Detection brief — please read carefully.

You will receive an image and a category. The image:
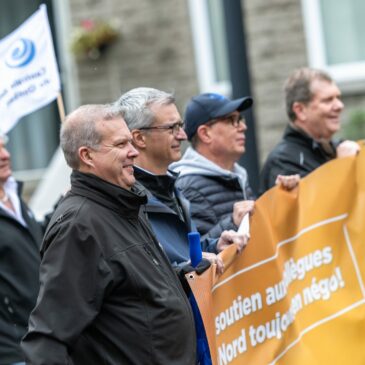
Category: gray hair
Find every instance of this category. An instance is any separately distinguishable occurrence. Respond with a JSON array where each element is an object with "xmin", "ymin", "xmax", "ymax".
[
  {"xmin": 60, "ymin": 104, "xmax": 121, "ymax": 169},
  {"xmin": 285, "ymin": 67, "xmax": 333, "ymax": 121},
  {"xmin": 115, "ymin": 87, "xmax": 175, "ymax": 130}
]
